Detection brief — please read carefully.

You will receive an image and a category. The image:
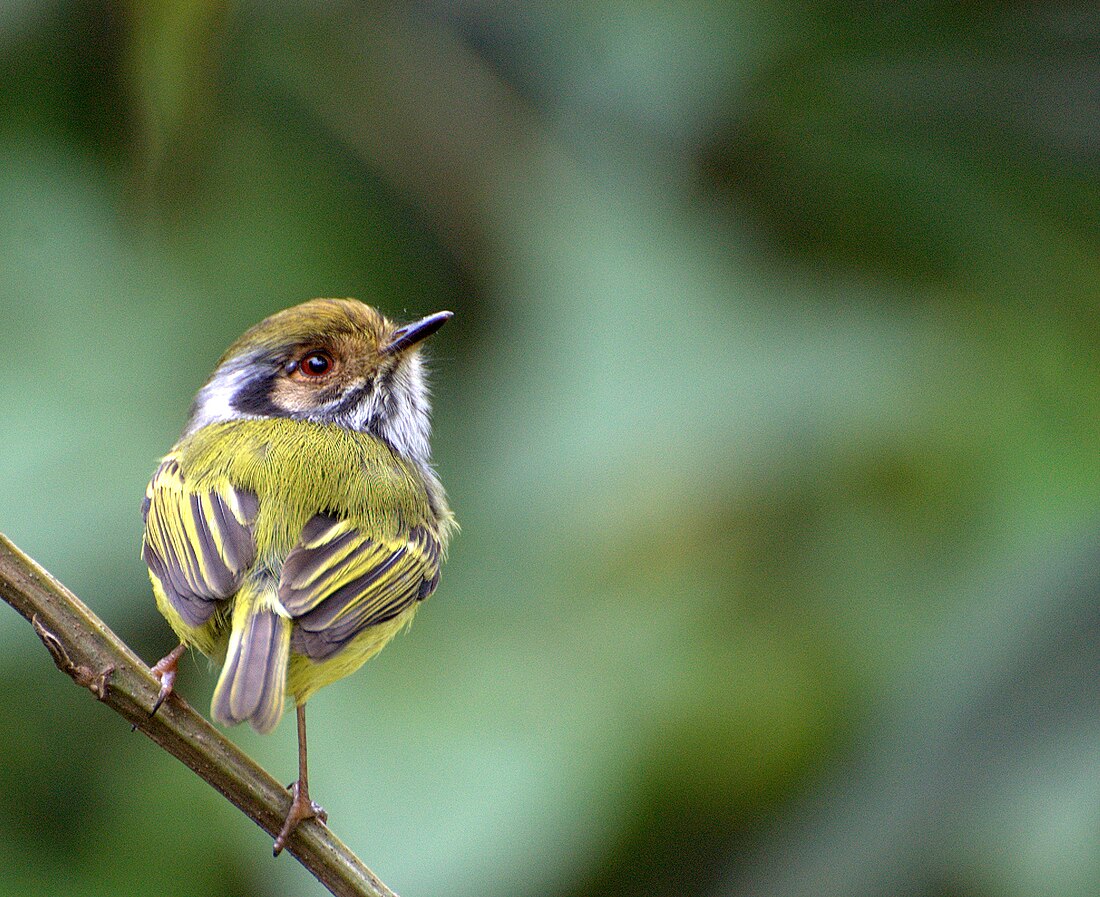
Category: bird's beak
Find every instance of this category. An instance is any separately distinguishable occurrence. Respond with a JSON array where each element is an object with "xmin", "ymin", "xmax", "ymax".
[{"xmin": 382, "ymin": 311, "xmax": 454, "ymax": 355}]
